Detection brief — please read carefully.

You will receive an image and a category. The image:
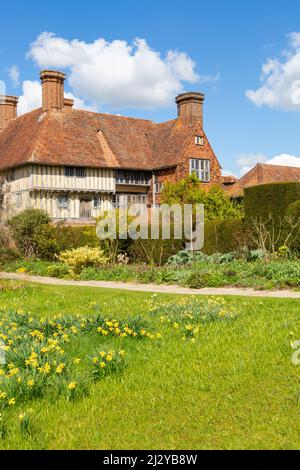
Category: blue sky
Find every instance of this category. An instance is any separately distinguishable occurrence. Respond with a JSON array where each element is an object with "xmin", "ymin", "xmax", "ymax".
[{"xmin": 1, "ymin": 0, "xmax": 300, "ymax": 175}]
